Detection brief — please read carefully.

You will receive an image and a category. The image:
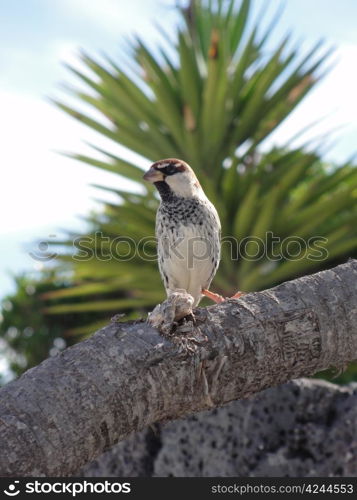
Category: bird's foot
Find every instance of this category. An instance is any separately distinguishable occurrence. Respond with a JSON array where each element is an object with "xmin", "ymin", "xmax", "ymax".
[
  {"xmin": 202, "ymin": 288, "xmax": 245, "ymax": 303},
  {"xmin": 230, "ymin": 291, "xmax": 245, "ymax": 299},
  {"xmin": 201, "ymin": 289, "xmax": 225, "ymax": 303},
  {"xmin": 147, "ymin": 290, "xmax": 194, "ymax": 335}
]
